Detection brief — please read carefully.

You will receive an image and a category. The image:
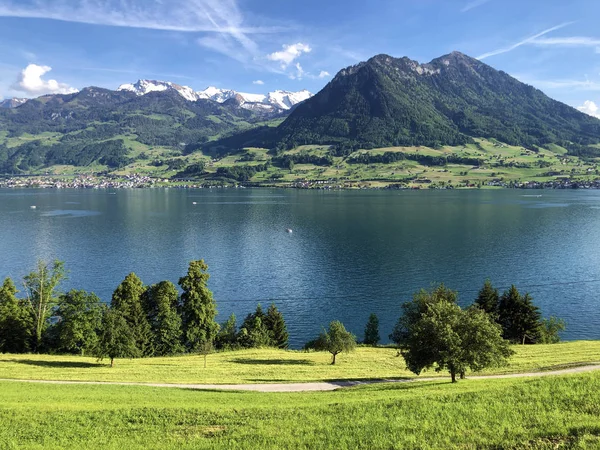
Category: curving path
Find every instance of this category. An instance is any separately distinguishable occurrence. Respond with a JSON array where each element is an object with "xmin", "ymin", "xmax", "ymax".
[{"xmin": 0, "ymin": 365, "xmax": 599, "ymax": 393}]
